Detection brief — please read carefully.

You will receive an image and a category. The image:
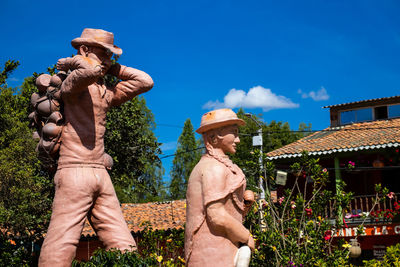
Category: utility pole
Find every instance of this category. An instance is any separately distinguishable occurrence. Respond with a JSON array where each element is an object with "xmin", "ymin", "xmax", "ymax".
[
  {"xmin": 245, "ymin": 113, "xmax": 267, "ymax": 230},
  {"xmin": 245, "ymin": 113, "xmax": 265, "ymax": 199}
]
